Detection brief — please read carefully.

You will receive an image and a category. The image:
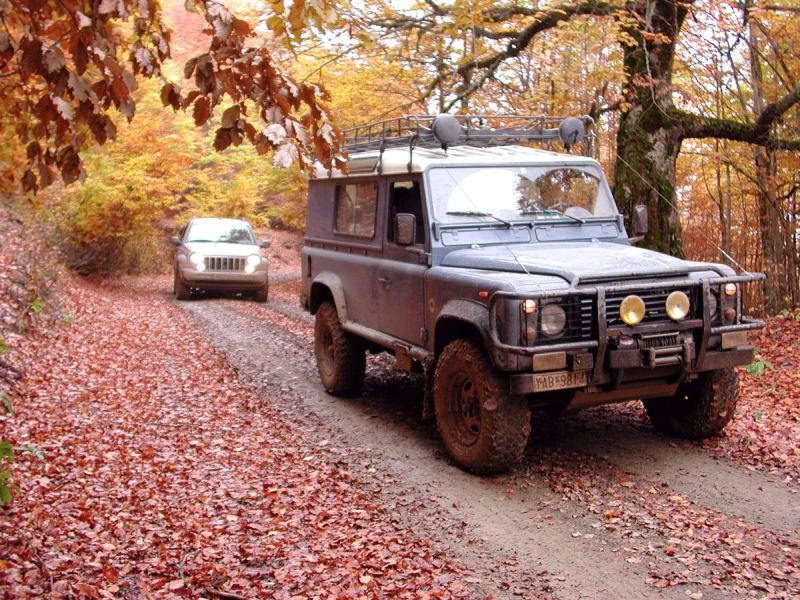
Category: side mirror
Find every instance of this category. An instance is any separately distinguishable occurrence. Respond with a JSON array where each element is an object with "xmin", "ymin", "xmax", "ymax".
[
  {"xmin": 394, "ymin": 213, "xmax": 416, "ymax": 246},
  {"xmin": 259, "ymin": 239, "xmax": 271, "ymax": 249},
  {"xmin": 170, "ymin": 236, "xmax": 181, "ymax": 246},
  {"xmin": 632, "ymin": 204, "xmax": 649, "ymax": 235}
]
